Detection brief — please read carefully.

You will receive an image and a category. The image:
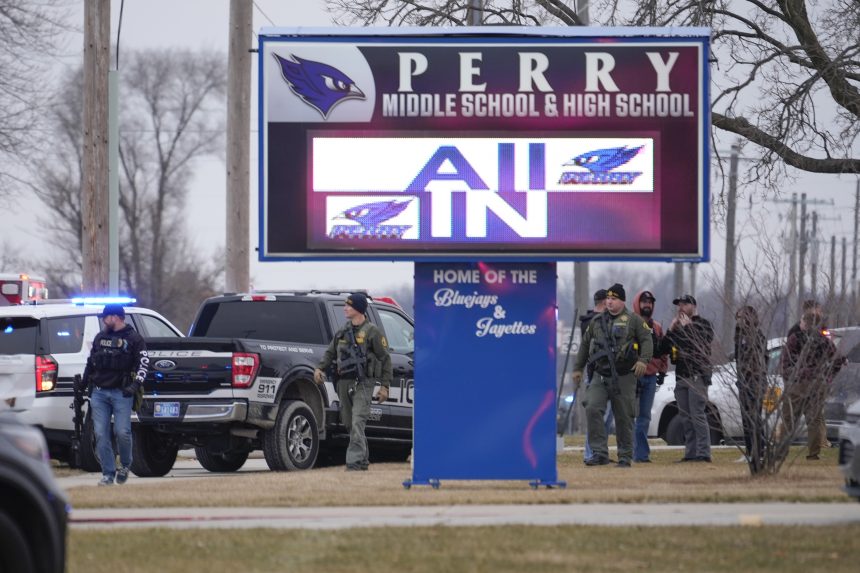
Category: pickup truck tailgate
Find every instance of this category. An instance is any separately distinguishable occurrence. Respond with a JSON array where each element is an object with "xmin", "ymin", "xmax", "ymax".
[{"xmin": 144, "ymin": 338, "xmax": 237, "ymax": 396}]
